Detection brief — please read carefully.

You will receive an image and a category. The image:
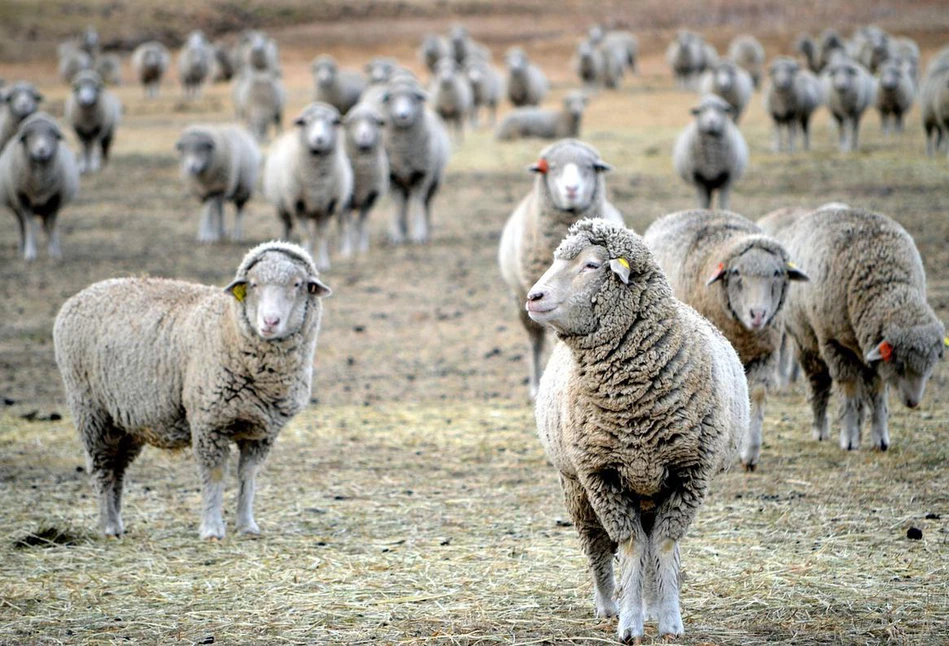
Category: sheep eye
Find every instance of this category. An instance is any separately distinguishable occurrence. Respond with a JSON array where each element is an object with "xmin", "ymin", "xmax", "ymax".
[
  {"xmin": 249, "ymin": 281, "xmax": 258, "ymax": 289},
  {"xmin": 294, "ymin": 281, "xmax": 302, "ymax": 288},
  {"xmin": 583, "ymin": 261, "xmax": 600, "ymax": 271}
]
